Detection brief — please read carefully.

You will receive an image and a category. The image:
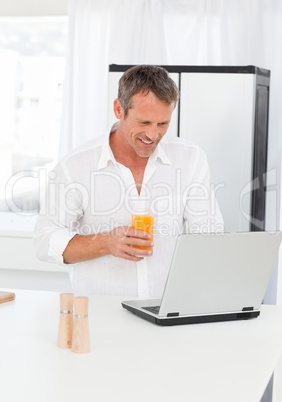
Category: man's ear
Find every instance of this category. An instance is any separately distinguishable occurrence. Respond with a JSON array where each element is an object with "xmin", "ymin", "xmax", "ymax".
[{"xmin": 113, "ymin": 98, "xmax": 124, "ymax": 119}]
